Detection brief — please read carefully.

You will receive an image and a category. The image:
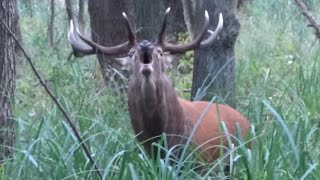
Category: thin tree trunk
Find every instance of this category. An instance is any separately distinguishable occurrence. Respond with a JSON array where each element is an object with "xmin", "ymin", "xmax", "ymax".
[
  {"xmin": 0, "ymin": 0, "xmax": 18, "ymax": 160},
  {"xmin": 78, "ymin": 0, "xmax": 85, "ymax": 32},
  {"xmin": 181, "ymin": 0, "xmax": 198, "ymax": 40},
  {"xmin": 65, "ymin": 0, "xmax": 73, "ymax": 23},
  {"xmin": 184, "ymin": 0, "xmax": 239, "ymax": 107},
  {"xmin": 49, "ymin": 0, "xmax": 55, "ymax": 47}
]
